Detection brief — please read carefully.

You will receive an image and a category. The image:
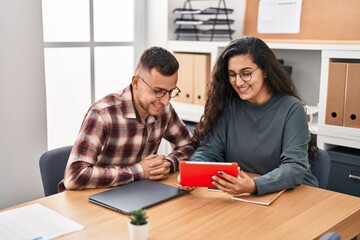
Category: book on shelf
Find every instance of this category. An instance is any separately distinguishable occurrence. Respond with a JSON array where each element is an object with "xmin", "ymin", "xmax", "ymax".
[{"xmin": 232, "ymin": 190, "xmax": 286, "ymax": 206}]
